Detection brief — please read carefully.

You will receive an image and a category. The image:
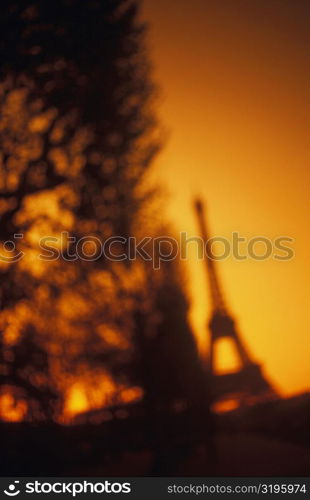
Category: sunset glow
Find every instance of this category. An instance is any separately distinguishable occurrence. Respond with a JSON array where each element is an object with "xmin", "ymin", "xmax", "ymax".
[{"xmin": 142, "ymin": 0, "xmax": 310, "ymax": 396}]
